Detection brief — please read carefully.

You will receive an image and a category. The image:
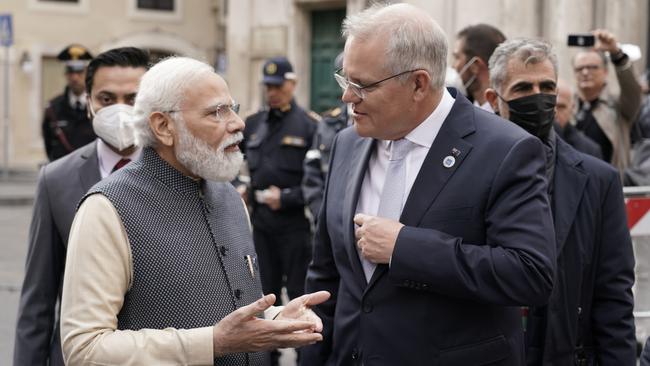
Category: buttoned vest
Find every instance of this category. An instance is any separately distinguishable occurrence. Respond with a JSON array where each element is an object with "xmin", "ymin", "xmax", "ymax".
[{"xmin": 82, "ymin": 148, "xmax": 268, "ymax": 366}]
